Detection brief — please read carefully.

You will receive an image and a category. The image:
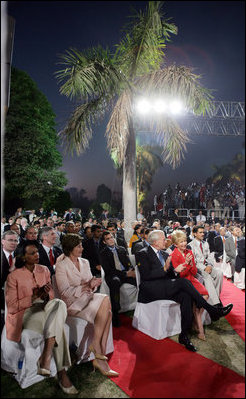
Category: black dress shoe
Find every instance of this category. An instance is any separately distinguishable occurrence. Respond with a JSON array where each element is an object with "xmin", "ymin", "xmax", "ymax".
[
  {"xmin": 178, "ymin": 334, "xmax": 197, "ymax": 352},
  {"xmin": 210, "ymin": 303, "xmax": 233, "ymax": 321}
]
